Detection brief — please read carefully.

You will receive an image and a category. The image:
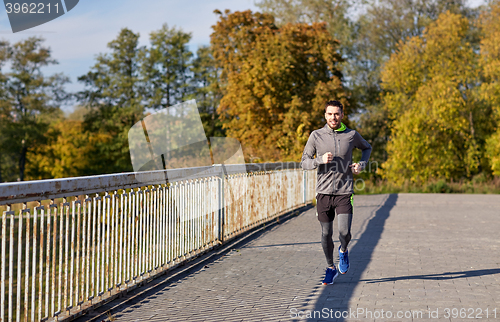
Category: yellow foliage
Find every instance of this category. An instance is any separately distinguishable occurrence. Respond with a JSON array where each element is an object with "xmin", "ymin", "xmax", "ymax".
[
  {"xmin": 380, "ymin": 12, "xmax": 483, "ymax": 184},
  {"xmin": 480, "ymin": 1, "xmax": 500, "ymax": 174},
  {"xmin": 486, "ymin": 130, "xmax": 500, "ymax": 176},
  {"xmin": 26, "ymin": 120, "xmax": 111, "ymax": 179}
]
